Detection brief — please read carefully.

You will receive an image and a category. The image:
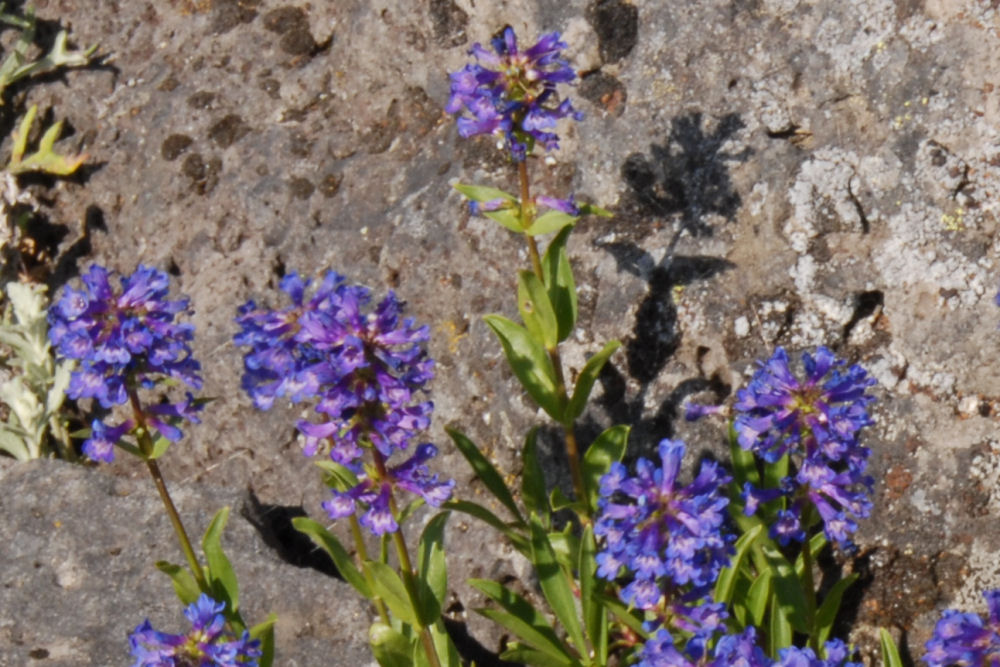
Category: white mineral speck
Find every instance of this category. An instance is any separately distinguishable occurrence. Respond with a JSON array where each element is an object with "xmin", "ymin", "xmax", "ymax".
[{"xmin": 734, "ymin": 316, "xmax": 750, "ymax": 337}]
